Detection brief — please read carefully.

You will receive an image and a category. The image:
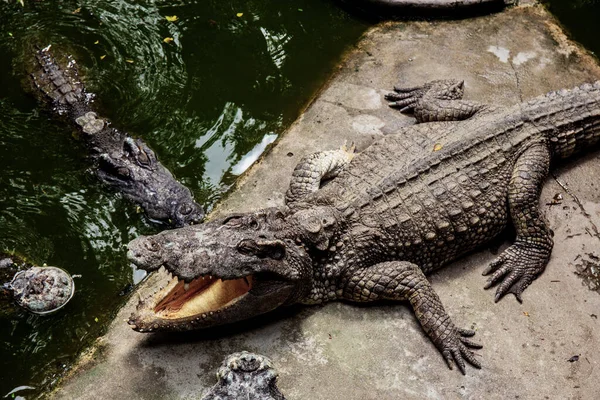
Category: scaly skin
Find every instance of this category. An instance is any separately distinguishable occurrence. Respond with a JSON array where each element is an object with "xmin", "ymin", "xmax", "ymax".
[
  {"xmin": 30, "ymin": 46, "xmax": 204, "ymax": 227},
  {"xmin": 201, "ymin": 352, "xmax": 286, "ymax": 400},
  {"xmin": 0, "ymin": 252, "xmax": 73, "ymax": 316},
  {"xmin": 127, "ymin": 79, "xmax": 600, "ymax": 373}
]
